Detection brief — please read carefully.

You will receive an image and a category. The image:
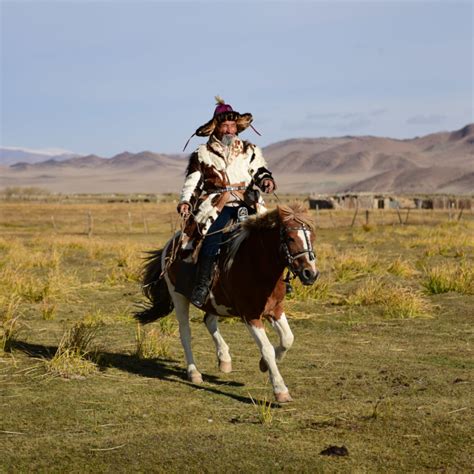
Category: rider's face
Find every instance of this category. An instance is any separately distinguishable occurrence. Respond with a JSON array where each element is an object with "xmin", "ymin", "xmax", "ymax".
[{"xmin": 215, "ymin": 120, "xmax": 237, "ymax": 140}]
